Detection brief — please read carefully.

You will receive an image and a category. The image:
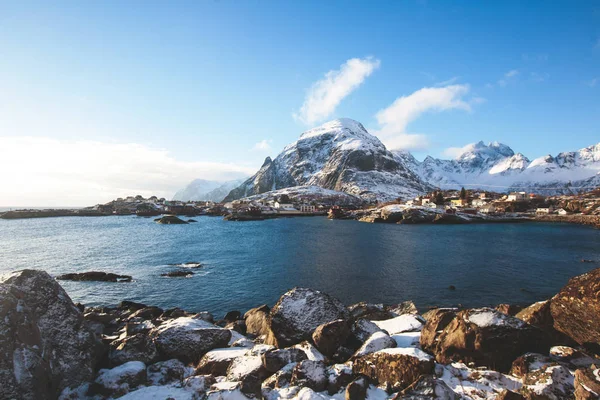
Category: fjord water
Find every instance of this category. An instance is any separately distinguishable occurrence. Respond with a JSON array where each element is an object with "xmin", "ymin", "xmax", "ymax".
[{"xmin": 1, "ymin": 215, "xmax": 599, "ymax": 317}]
